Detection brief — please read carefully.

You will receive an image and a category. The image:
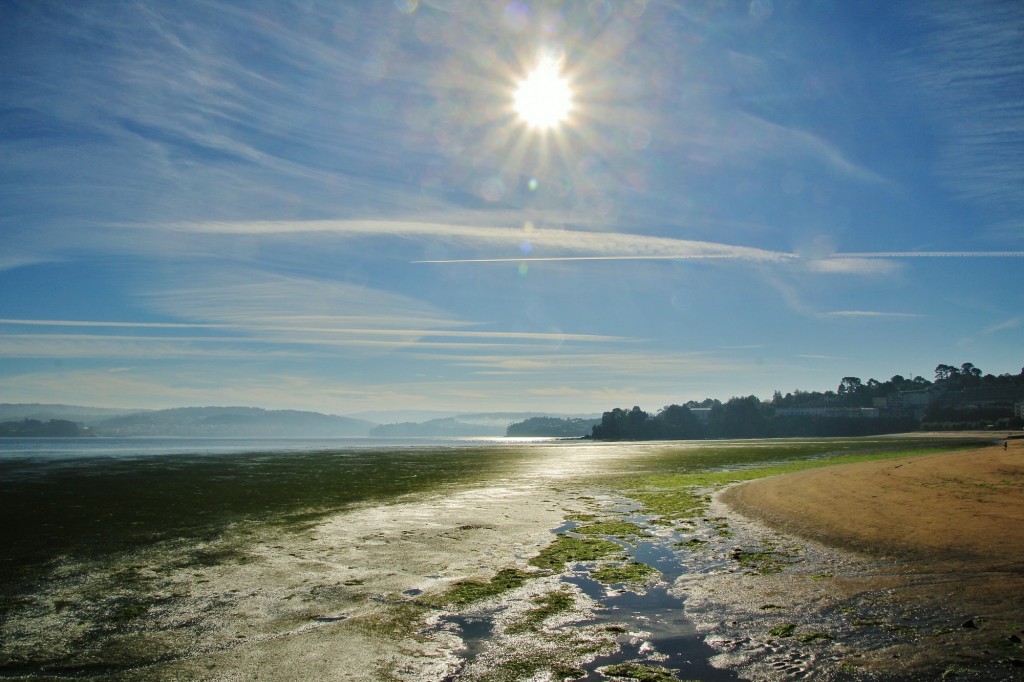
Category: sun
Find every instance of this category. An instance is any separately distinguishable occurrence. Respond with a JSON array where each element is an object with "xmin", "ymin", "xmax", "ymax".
[{"xmin": 513, "ymin": 57, "xmax": 573, "ymax": 131}]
